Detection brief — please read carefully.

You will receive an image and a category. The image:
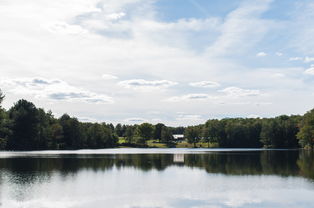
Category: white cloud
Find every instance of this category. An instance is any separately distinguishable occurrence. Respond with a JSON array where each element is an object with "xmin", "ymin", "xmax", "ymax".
[
  {"xmin": 289, "ymin": 56, "xmax": 314, "ymax": 63},
  {"xmin": 291, "ymin": 2, "xmax": 314, "ymax": 55},
  {"xmin": 0, "ymin": 78, "xmax": 113, "ymax": 104},
  {"xmin": 102, "ymin": 74, "xmax": 118, "ymax": 80},
  {"xmin": 166, "ymin": 94, "xmax": 216, "ymax": 102},
  {"xmin": 106, "ymin": 12, "xmax": 126, "ymax": 20},
  {"xmin": 206, "ymin": 0, "xmax": 274, "ymax": 56},
  {"xmin": 118, "ymin": 79, "xmax": 177, "ymax": 90},
  {"xmin": 220, "ymin": 87, "xmax": 261, "ymax": 97},
  {"xmin": 271, "ymin": 73, "xmax": 285, "ymax": 78},
  {"xmin": 304, "ymin": 65, "xmax": 314, "ymax": 75},
  {"xmin": 123, "ymin": 117, "xmax": 146, "ymax": 124},
  {"xmin": 45, "ymin": 22, "xmax": 88, "ymax": 35},
  {"xmin": 289, "ymin": 57, "xmax": 303, "ymax": 61},
  {"xmin": 176, "ymin": 114, "xmax": 203, "ymax": 121},
  {"xmin": 304, "ymin": 57, "xmax": 314, "ymax": 63},
  {"xmin": 78, "ymin": 116, "xmax": 100, "ymax": 123},
  {"xmin": 189, "ymin": 81, "xmax": 220, "ymax": 88},
  {"xmin": 275, "ymin": 52, "xmax": 283, "ymax": 56},
  {"xmin": 256, "ymin": 52, "xmax": 267, "ymax": 57}
]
